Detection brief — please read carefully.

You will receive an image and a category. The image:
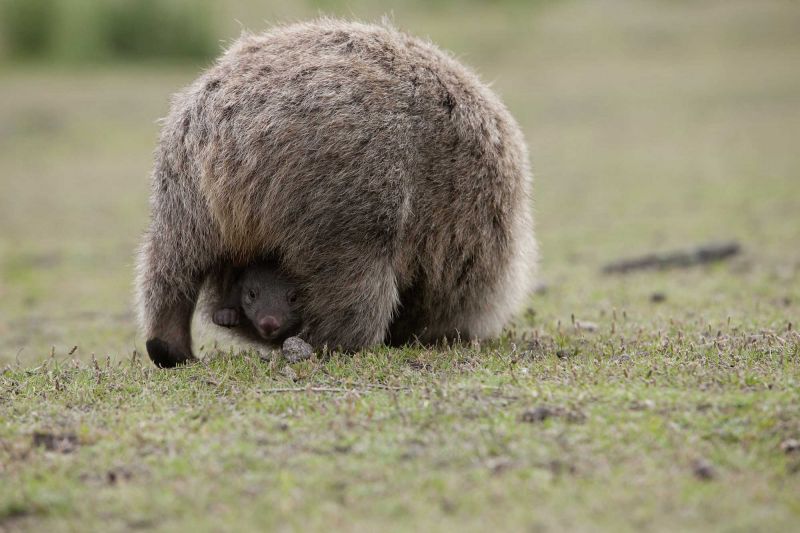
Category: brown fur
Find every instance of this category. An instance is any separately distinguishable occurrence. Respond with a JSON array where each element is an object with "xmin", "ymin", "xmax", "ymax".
[{"xmin": 135, "ymin": 19, "xmax": 536, "ymax": 367}]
